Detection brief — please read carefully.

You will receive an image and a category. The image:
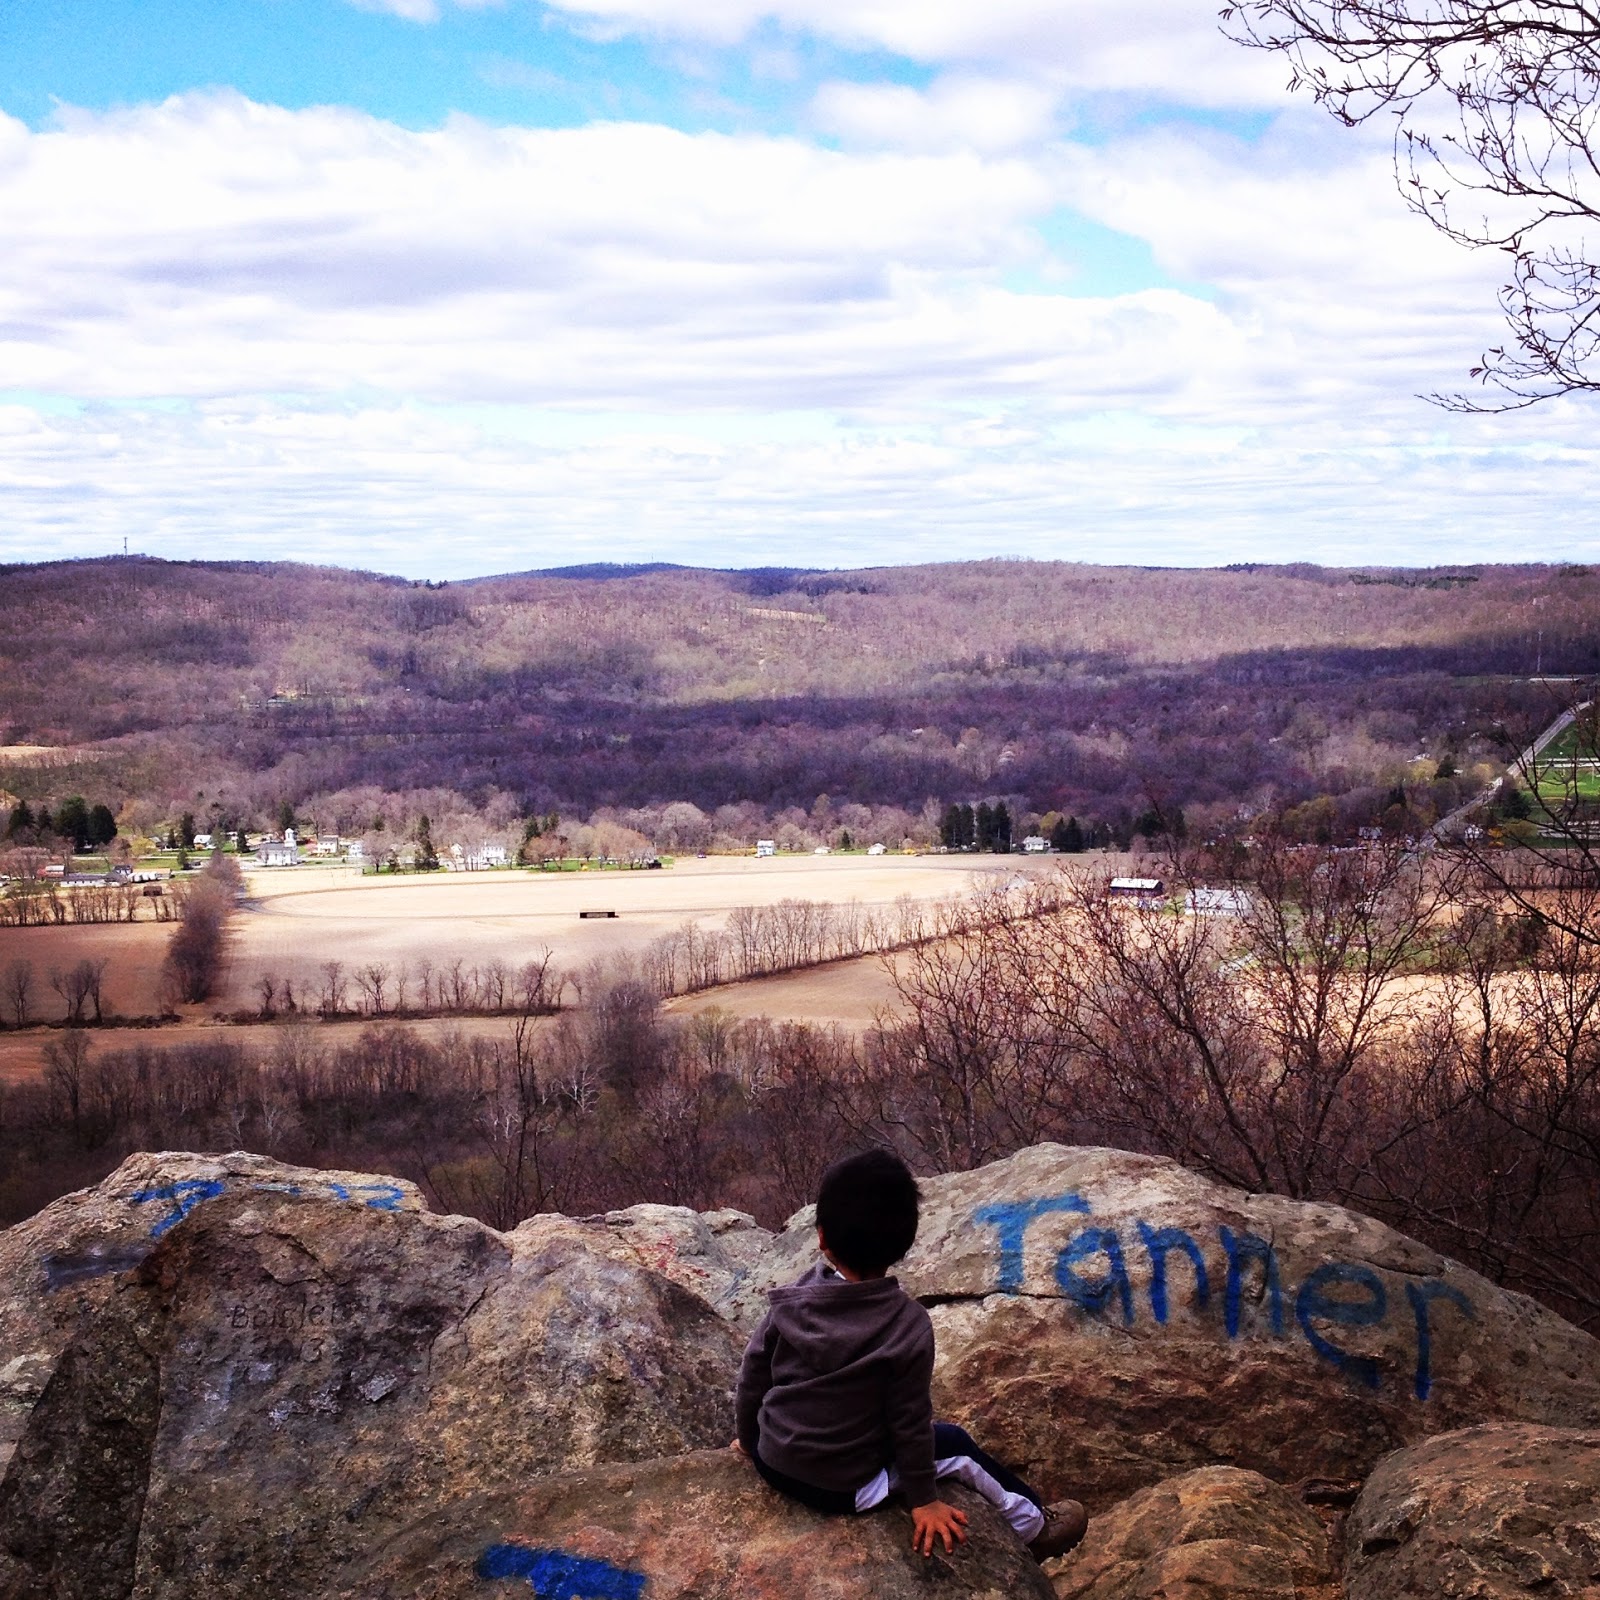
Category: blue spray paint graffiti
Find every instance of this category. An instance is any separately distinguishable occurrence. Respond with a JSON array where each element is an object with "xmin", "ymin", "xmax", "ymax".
[
  {"xmin": 128, "ymin": 1176, "xmax": 407, "ymax": 1236},
  {"xmin": 1405, "ymin": 1279, "xmax": 1476, "ymax": 1400},
  {"xmin": 476, "ymin": 1543, "xmax": 647, "ymax": 1599},
  {"xmin": 973, "ymin": 1194, "xmax": 1091, "ymax": 1294},
  {"xmin": 129, "ymin": 1179, "xmax": 226, "ymax": 1238},
  {"xmin": 972, "ymin": 1194, "xmax": 1474, "ymax": 1401}
]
